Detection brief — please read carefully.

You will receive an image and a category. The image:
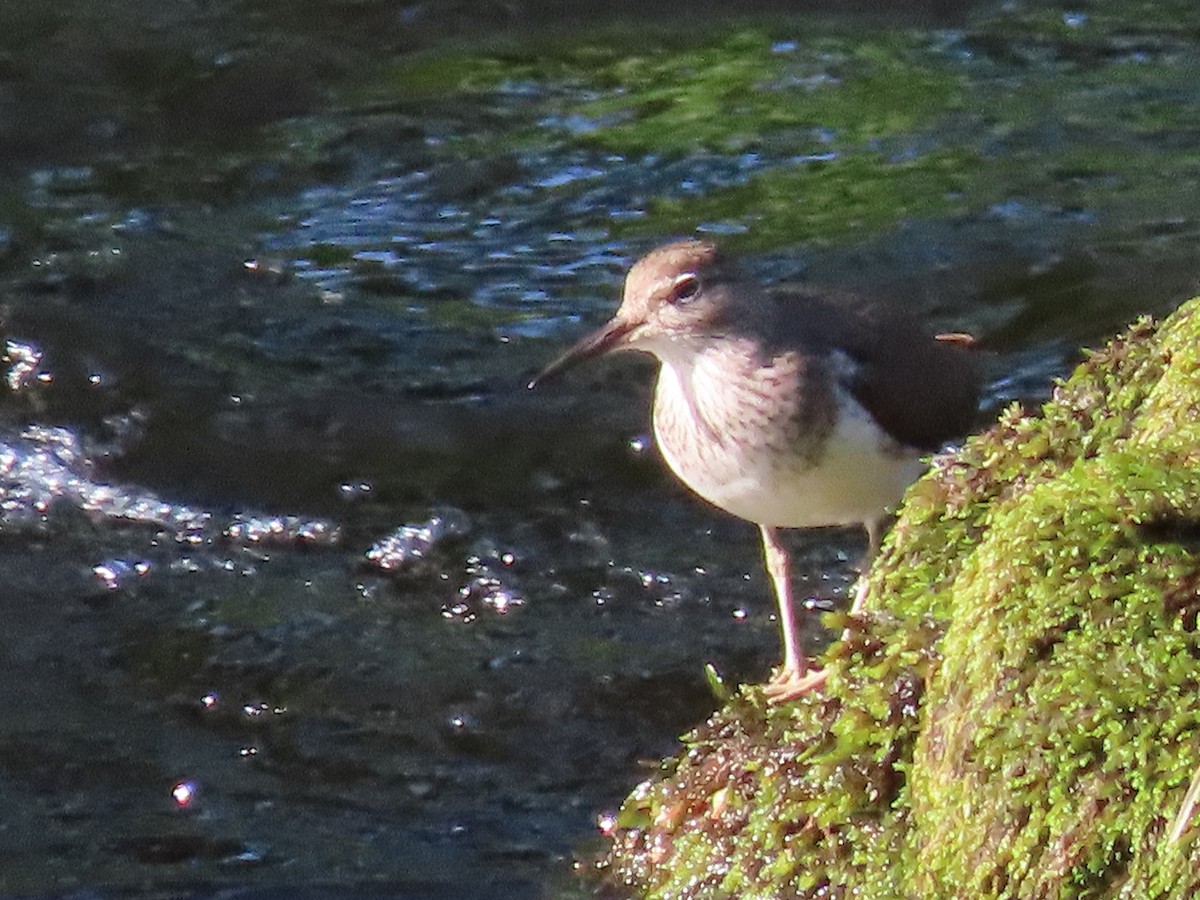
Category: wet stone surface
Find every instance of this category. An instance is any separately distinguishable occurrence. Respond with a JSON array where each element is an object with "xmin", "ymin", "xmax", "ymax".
[{"xmin": 1, "ymin": 0, "xmax": 1200, "ymax": 896}]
